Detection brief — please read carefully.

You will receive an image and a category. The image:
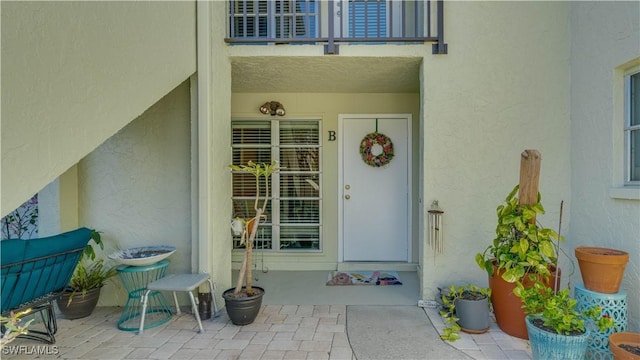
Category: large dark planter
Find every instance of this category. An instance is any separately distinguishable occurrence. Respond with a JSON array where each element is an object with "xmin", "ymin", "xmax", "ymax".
[
  {"xmin": 222, "ymin": 286, "xmax": 264, "ymax": 326},
  {"xmin": 526, "ymin": 315, "xmax": 589, "ymax": 360},
  {"xmin": 575, "ymin": 246, "xmax": 629, "ymax": 294},
  {"xmin": 456, "ymin": 296, "xmax": 490, "ymax": 334},
  {"xmin": 490, "ymin": 263, "xmax": 561, "ymax": 339},
  {"xmin": 56, "ymin": 287, "xmax": 101, "ymax": 320}
]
